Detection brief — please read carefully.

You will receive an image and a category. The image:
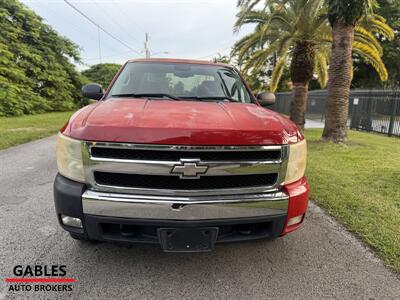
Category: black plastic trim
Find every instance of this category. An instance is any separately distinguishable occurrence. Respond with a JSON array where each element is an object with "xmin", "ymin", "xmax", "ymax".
[
  {"xmin": 53, "ymin": 173, "xmax": 86, "ymax": 235},
  {"xmin": 84, "ymin": 214, "xmax": 286, "ymax": 245}
]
